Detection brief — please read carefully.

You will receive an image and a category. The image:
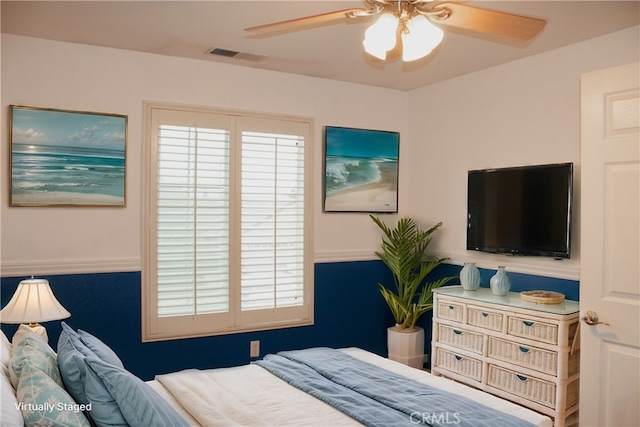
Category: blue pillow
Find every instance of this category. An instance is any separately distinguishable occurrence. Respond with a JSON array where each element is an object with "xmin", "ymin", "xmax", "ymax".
[
  {"xmin": 78, "ymin": 329, "xmax": 123, "ymax": 368},
  {"xmin": 57, "ymin": 322, "xmax": 96, "ymax": 404},
  {"xmin": 83, "ymin": 358, "xmax": 127, "ymax": 427},
  {"xmin": 83, "ymin": 357, "xmax": 188, "ymax": 427}
]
